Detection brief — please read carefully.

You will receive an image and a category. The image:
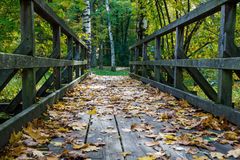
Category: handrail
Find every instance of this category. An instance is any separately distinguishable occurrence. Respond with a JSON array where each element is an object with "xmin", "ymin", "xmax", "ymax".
[
  {"xmin": 129, "ymin": 0, "xmax": 239, "ymax": 49},
  {"xmin": 33, "ymin": 0, "xmax": 86, "ymax": 47},
  {"xmin": 129, "ymin": 0, "xmax": 240, "ymax": 127},
  {"xmin": 0, "ymin": 0, "xmax": 89, "ymax": 148}
]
